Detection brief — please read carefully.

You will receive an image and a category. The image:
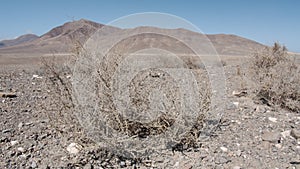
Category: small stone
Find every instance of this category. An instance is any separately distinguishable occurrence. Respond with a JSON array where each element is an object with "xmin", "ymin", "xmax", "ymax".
[
  {"xmin": 0, "ymin": 92, "xmax": 17, "ymax": 98},
  {"xmin": 60, "ymin": 156, "xmax": 68, "ymax": 161},
  {"xmin": 262, "ymin": 131, "xmax": 281, "ymax": 143},
  {"xmin": 17, "ymin": 147, "xmax": 25, "ymax": 153},
  {"xmin": 220, "ymin": 146, "xmax": 228, "ymax": 152},
  {"xmin": 233, "ymin": 102, "xmax": 239, "ymax": 107},
  {"xmin": 11, "ymin": 140, "xmax": 18, "ymax": 146},
  {"xmin": 83, "ymin": 163, "xmax": 92, "ymax": 169},
  {"xmin": 67, "ymin": 143, "xmax": 82, "ymax": 154},
  {"xmin": 2, "ymin": 128, "xmax": 13, "ymax": 133},
  {"xmin": 227, "ymin": 103, "xmax": 237, "ymax": 110},
  {"xmin": 232, "ymin": 90, "xmax": 247, "ymax": 97},
  {"xmin": 268, "ymin": 117, "xmax": 277, "ymax": 123},
  {"xmin": 9, "ymin": 150, "xmax": 16, "ymax": 157},
  {"xmin": 235, "ymin": 120, "xmax": 241, "ymax": 125},
  {"xmin": 232, "ymin": 166, "xmax": 241, "ymax": 169},
  {"xmin": 32, "ymin": 74, "xmax": 42, "ymax": 79},
  {"xmin": 39, "ymin": 133, "xmax": 48, "ymax": 140},
  {"xmin": 125, "ymin": 160, "xmax": 131, "ymax": 166},
  {"xmin": 235, "ymin": 150, "xmax": 242, "ymax": 157},
  {"xmin": 291, "ymin": 129, "xmax": 300, "ymax": 139},
  {"xmin": 25, "ymin": 122, "xmax": 33, "ymax": 126},
  {"xmin": 281, "ymin": 130, "xmax": 291, "ymax": 139},
  {"xmin": 19, "ymin": 154, "xmax": 26, "ymax": 158},
  {"xmin": 31, "ymin": 161, "xmax": 37, "ymax": 168},
  {"xmin": 255, "ymin": 106, "xmax": 266, "ymax": 113},
  {"xmin": 275, "ymin": 144, "xmax": 282, "ymax": 149},
  {"xmin": 182, "ymin": 164, "xmax": 193, "ymax": 169},
  {"xmin": 215, "ymin": 156, "xmax": 229, "ymax": 164},
  {"xmin": 120, "ymin": 161, "xmax": 126, "ymax": 167},
  {"xmin": 18, "ymin": 122, "xmax": 23, "ymax": 128}
]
